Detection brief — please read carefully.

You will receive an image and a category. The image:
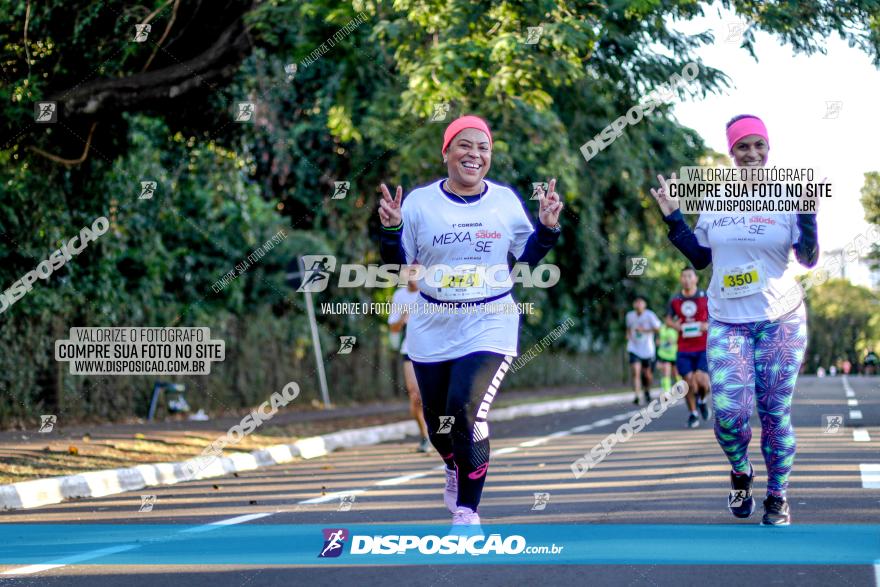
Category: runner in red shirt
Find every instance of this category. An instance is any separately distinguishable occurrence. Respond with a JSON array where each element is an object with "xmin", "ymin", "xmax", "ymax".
[{"xmin": 666, "ymin": 266, "xmax": 711, "ymax": 428}]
